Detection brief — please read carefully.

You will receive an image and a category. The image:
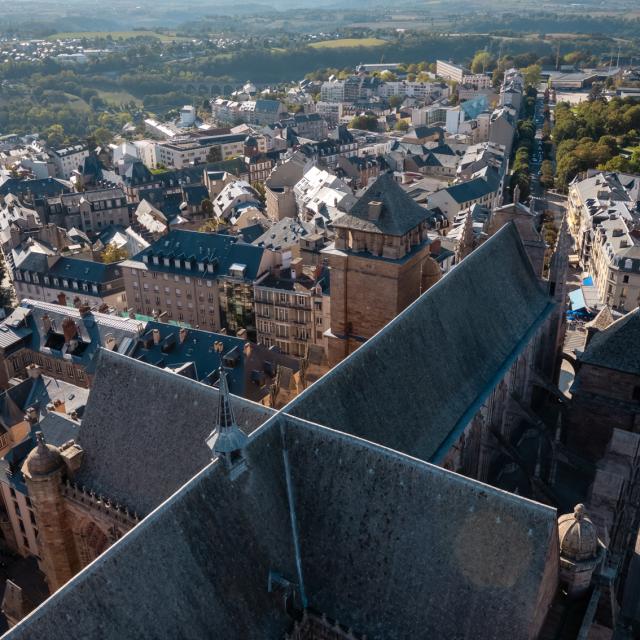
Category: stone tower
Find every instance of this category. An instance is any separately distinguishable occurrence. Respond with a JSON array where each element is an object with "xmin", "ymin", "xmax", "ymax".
[
  {"xmin": 324, "ymin": 173, "xmax": 439, "ymax": 366},
  {"xmin": 21, "ymin": 432, "xmax": 79, "ymax": 592},
  {"xmin": 557, "ymin": 503, "xmax": 603, "ymax": 598}
]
